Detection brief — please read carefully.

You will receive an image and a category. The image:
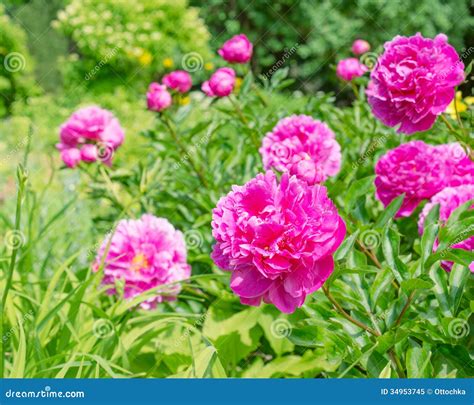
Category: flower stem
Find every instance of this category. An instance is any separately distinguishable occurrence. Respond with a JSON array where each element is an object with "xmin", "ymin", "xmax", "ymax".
[
  {"xmin": 323, "ymin": 285, "xmax": 379, "ymax": 337},
  {"xmin": 395, "ymin": 290, "xmax": 416, "ymax": 327},
  {"xmin": 323, "ymin": 285, "xmax": 406, "ymax": 378},
  {"xmin": 228, "ymin": 96, "xmax": 260, "ymax": 150},
  {"xmin": 162, "ymin": 115, "xmax": 209, "ymax": 189},
  {"xmin": 1, "ymin": 165, "xmax": 27, "ymax": 378}
]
